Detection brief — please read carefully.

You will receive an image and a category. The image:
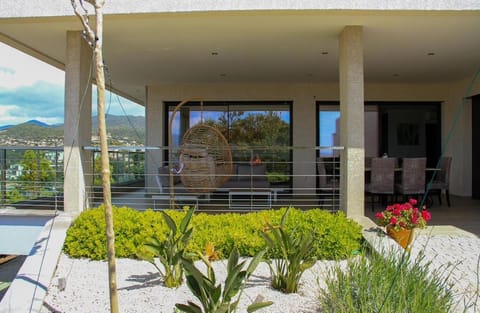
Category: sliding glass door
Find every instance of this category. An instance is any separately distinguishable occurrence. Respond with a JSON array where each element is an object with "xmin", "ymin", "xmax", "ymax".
[
  {"xmin": 166, "ymin": 101, "xmax": 292, "ymax": 184},
  {"xmin": 317, "ymin": 101, "xmax": 441, "ymax": 166}
]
